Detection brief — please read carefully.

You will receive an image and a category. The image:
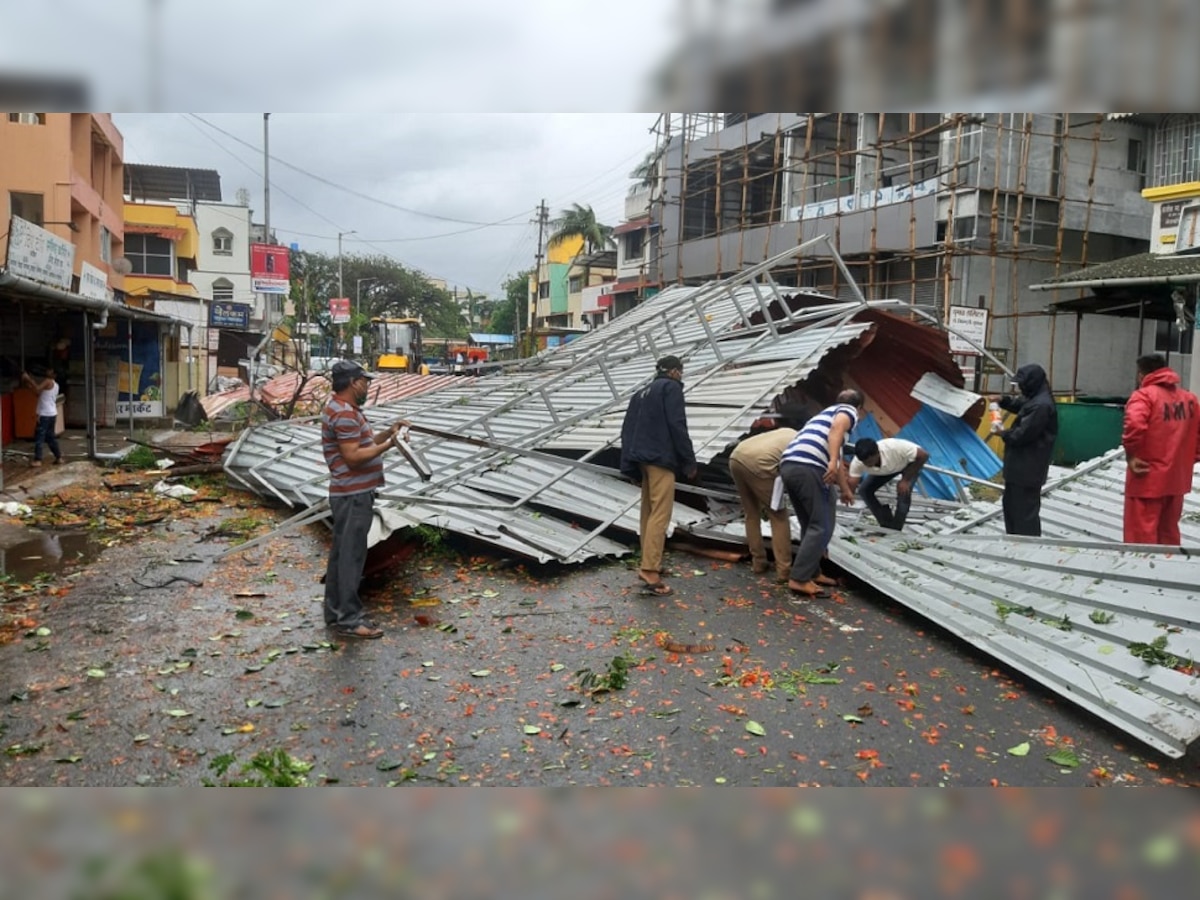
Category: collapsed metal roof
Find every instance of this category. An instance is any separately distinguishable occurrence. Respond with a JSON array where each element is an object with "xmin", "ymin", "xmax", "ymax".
[
  {"xmin": 225, "ymin": 238, "xmax": 889, "ymax": 563},
  {"xmin": 823, "ymin": 450, "xmax": 1200, "ymax": 758},
  {"xmin": 223, "ymin": 236, "xmax": 1200, "ymax": 756}
]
